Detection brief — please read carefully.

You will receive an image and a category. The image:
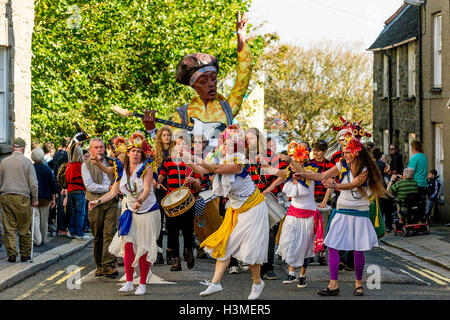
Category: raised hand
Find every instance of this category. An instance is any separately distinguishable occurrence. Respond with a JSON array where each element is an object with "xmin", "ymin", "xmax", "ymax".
[
  {"xmin": 142, "ymin": 109, "xmax": 156, "ymax": 131},
  {"xmin": 236, "ymin": 11, "xmax": 248, "ymax": 51}
]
